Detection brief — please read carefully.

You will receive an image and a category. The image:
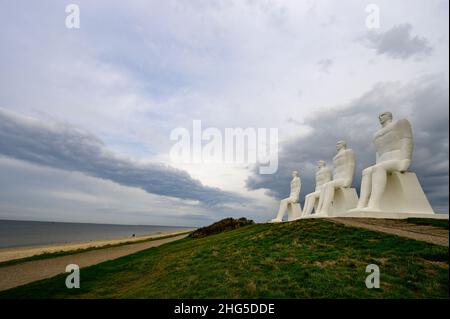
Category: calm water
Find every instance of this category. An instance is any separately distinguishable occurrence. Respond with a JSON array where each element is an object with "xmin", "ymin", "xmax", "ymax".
[{"xmin": 0, "ymin": 219, "xmax": 193, "ymax": 248}]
